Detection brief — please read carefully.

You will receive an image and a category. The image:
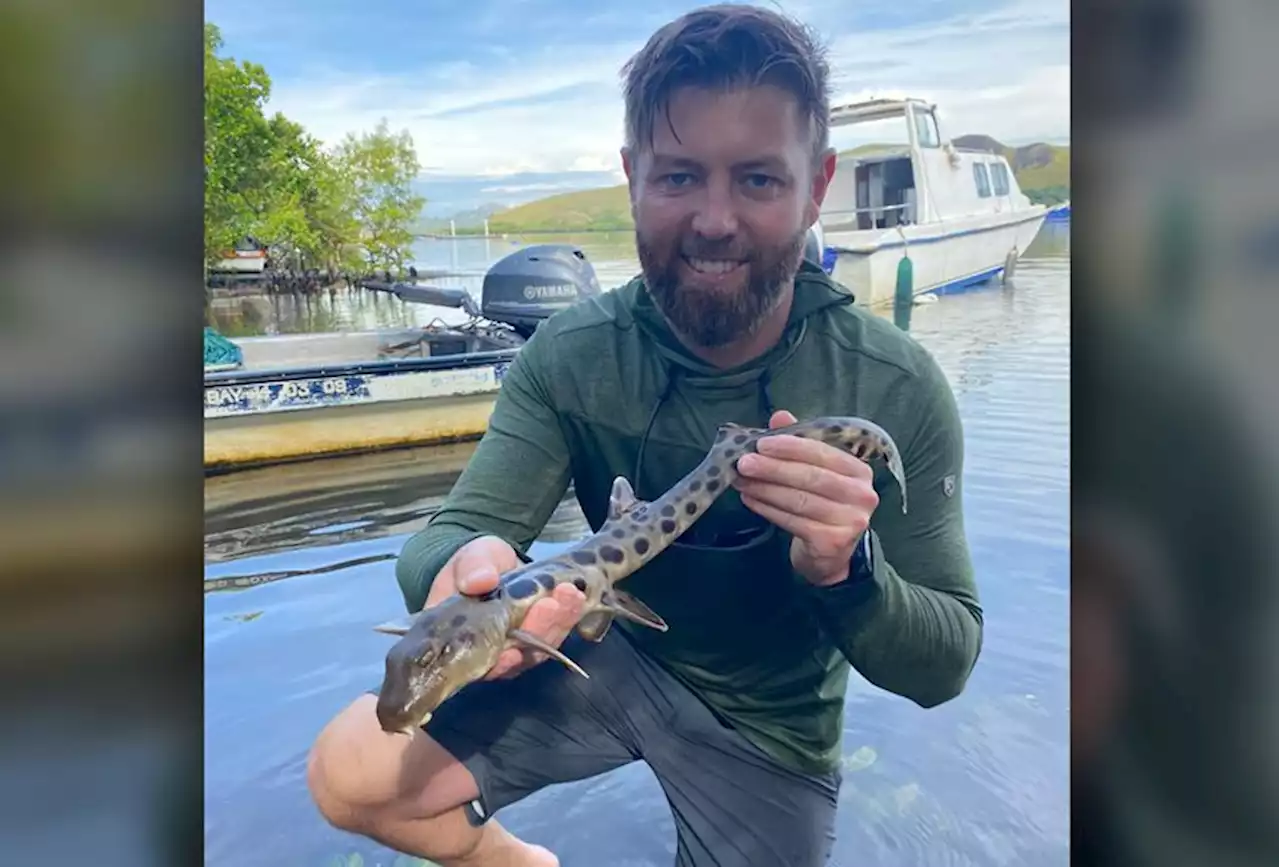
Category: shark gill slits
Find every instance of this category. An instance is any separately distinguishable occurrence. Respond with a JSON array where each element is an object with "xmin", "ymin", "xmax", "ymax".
[
  {"xmin": 599, "ymin": 545, "xmax": 625, "ymax": 565},
  {"xmin": 660, "ymin": 519, "xmax": 677, "ymax": 534},
  {"xmin": 684, "ymin": 501, "xmax": 698, "ymax": 516},
  {"xmin": 572, "ymin": 576, "xmax": 588, "ymax": 592},
  {"xmin": 661, "ymin": 504, "xmax": 676, "ymax": 517},
  {"xmin": 571, "ymin": 550, "xmax": 598, "ymax": 566},
  {"xmin": 634, "ymin": 537, "xmax": 650, "ymax": 556}
]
